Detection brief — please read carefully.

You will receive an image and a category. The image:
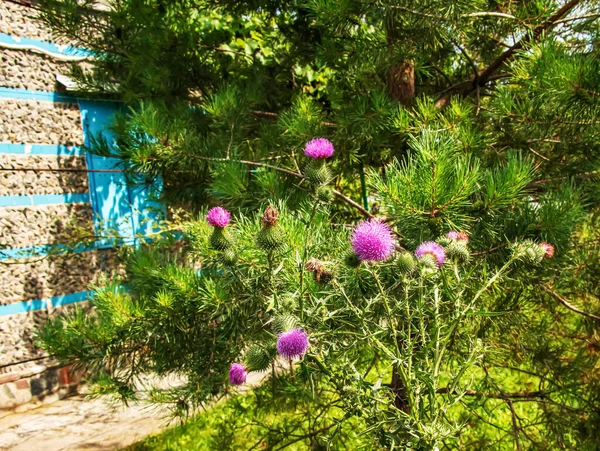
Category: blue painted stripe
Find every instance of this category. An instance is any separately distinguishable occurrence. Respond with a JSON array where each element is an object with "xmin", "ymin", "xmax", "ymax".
[
  {"xmin": 0, "ymin": 87, "xmax": 76, "ymax": 103},
  {"xmin": 0, "ymin": 243, "xmax": 96, "ymax": 261},
  {"xmin": 50, "ymin": 290, "xmax": 92, "ymax": 308},
  {"xmin": 0, "ymin": 33, "xmax": 91, "ymax": 58},
  {"xmin": 0, "ymin": 143, "xmax": 82, "ymax": 156},
  {"xmin": 0, "ymin": 291, "xmax": 91, "ymax": 316},
  {"xmin": 0, "ymin": 193, "xmax": 89, "ymax": 207},
  {"xmin": 0, "ymin": 299, "xmax": 48, "ymax": 316}
]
